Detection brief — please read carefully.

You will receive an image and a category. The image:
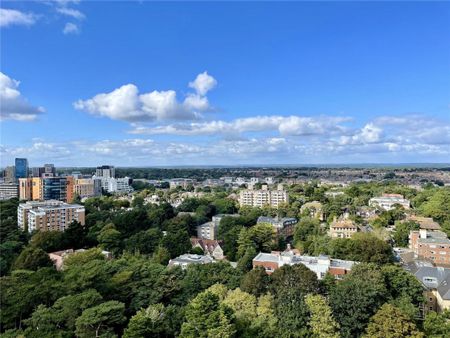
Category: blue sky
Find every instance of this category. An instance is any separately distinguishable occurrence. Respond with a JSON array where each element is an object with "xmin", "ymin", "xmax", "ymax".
[{"xmin": 1, "ymin": 1, "xmax": 449, "ymax": 166}]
